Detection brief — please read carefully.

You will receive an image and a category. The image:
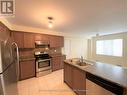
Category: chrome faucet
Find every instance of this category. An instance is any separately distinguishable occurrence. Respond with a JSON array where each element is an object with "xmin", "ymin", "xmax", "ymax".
[{"xmin": 80, "ymin": 56, "xmax": 83, "ymax": 63}]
